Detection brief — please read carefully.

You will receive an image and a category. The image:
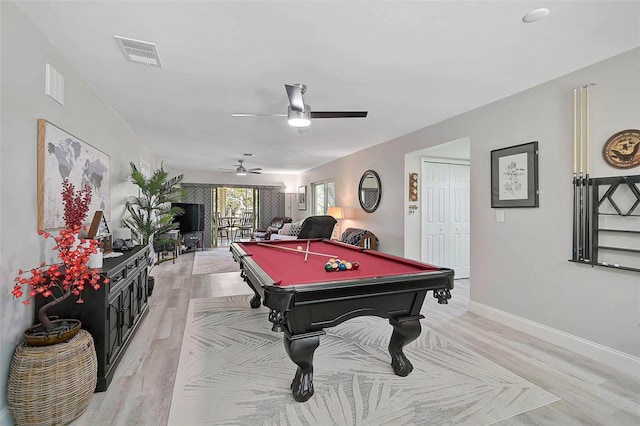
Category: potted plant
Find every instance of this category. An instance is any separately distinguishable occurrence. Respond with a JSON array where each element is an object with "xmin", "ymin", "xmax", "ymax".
[
  {"xmin": 12, "ymin": 180, "xmax": 106, "ymax": 345},
  {"xmin": 8, "ymin": 180, "xmax": 104, "ymax": 425},
  {"xmin": 123, "ymin": 162, "xmax": 184, "ymax": 295}
]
